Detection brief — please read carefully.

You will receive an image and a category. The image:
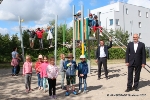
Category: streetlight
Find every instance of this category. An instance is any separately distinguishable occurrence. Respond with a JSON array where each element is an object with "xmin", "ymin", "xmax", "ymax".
[
  {"xmin": 0, "ymin": 0, "xmax": 3, "ymax": 4},
  {"xmin": 18, "ymin": 16, "xmax": 25, "ymax": 62}
]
